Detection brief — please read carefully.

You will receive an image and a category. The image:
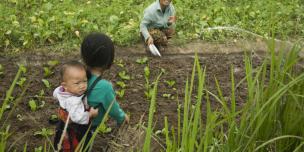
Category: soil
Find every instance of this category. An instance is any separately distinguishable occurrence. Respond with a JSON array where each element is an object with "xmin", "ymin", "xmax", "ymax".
[{"xmin": 0, "ymin": 40, "xmax": 268, "ymax": 151}]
